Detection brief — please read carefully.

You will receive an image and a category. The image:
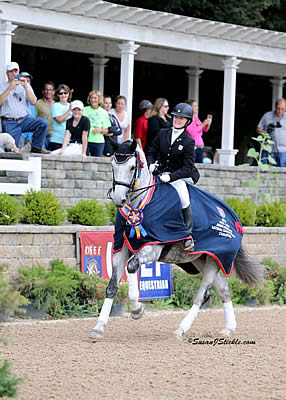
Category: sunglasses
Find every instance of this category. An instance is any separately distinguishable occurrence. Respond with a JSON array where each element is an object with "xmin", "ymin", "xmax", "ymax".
[{"xmin": 58, "ymin": 91, "xmax": 68, "ymax": 95}]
